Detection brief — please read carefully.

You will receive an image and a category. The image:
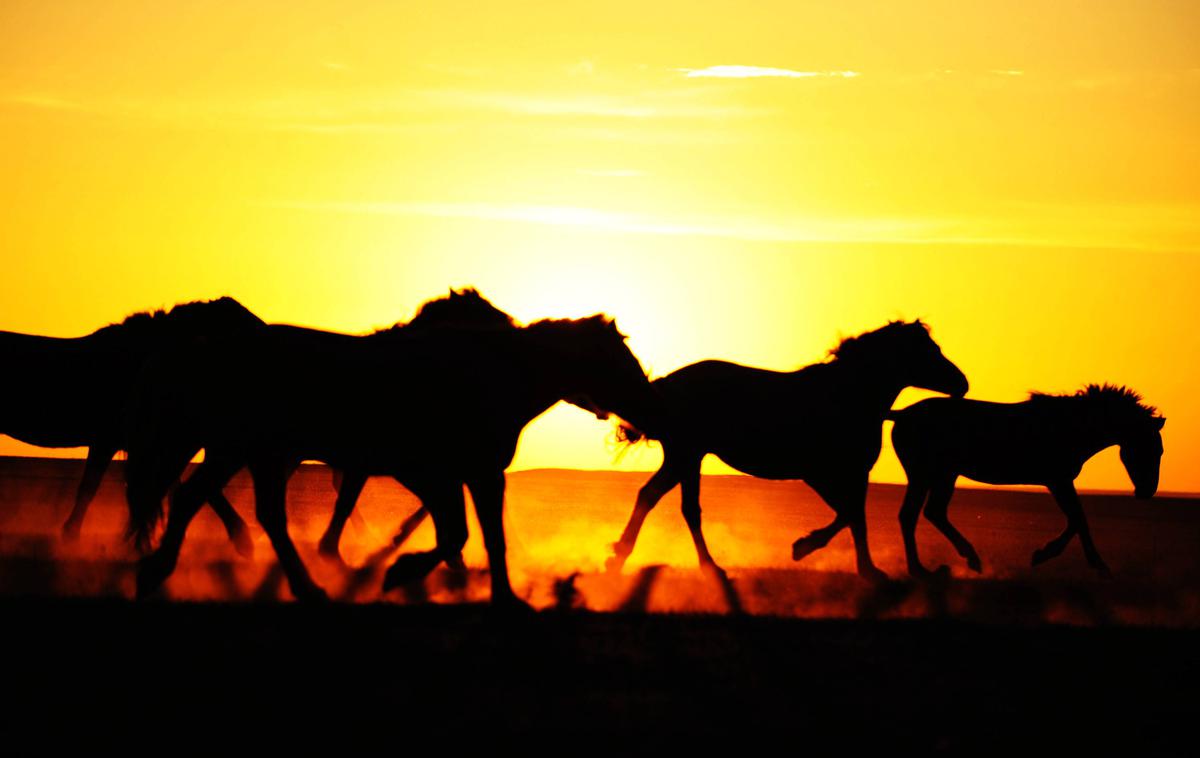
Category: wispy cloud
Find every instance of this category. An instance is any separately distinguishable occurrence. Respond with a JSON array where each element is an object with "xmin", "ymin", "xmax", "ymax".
[
  {"xmin": 420, "ymin": 89, "xmax": 766, "ymax": 119},
  {"xmin": 680, "ymin": 65, "xmax": 860, "ymax": 79},
  {"xmin": 267, "ymin": 199, "xmax": 940, "ymax": 244},
  {"xmin": 577, "ymin": 168, "xmax": 645, "ymax": 178},
  {"xmin": 4, "ymin": 94, "xmax": 87, "ymax": 111},
  {"xmin": 989, "ymin": 69, "xmax": 1024, "ymax": 77}
]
